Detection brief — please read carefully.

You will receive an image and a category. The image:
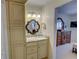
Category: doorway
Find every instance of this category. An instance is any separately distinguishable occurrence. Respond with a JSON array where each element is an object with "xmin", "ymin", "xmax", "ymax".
[{"xmin": 55, "ymin": 0, "xmax": 77, "ymax": 59}]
